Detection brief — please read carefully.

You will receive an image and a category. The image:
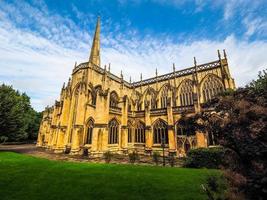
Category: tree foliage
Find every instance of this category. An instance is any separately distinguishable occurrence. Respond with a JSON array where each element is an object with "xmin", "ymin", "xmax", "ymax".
[
  {"xmin": 0, "ymin": 84, "xmax": 41, "ymax": 142},
  {"xmin": 177, "ymin": 113, "xmax": 201, "ymax": 136},
  {"xmin": 192, "ymin": 70, "xmax": 267, "ymax": 200}
]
